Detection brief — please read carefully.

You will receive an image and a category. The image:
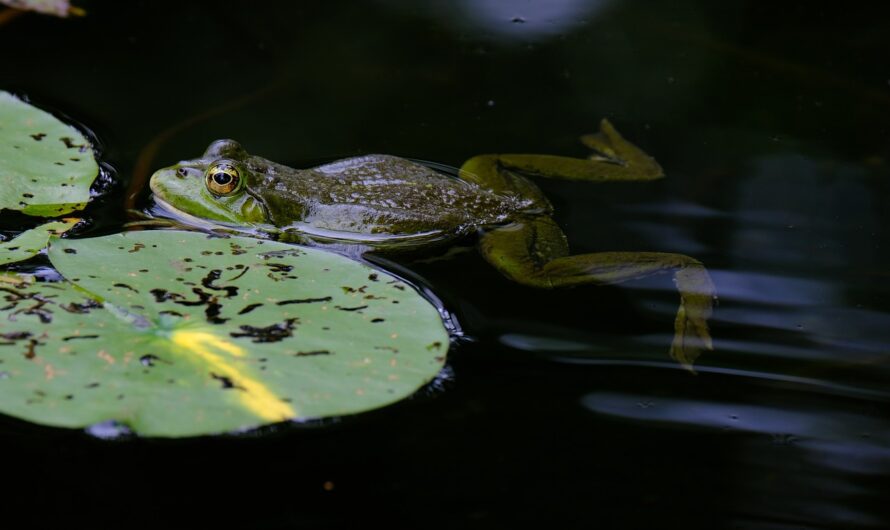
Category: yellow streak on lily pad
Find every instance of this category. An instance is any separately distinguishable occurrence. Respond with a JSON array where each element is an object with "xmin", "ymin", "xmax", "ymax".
[{"xmin": 170, "ymin": 329, "xmax": 295, "ymax": 422}]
